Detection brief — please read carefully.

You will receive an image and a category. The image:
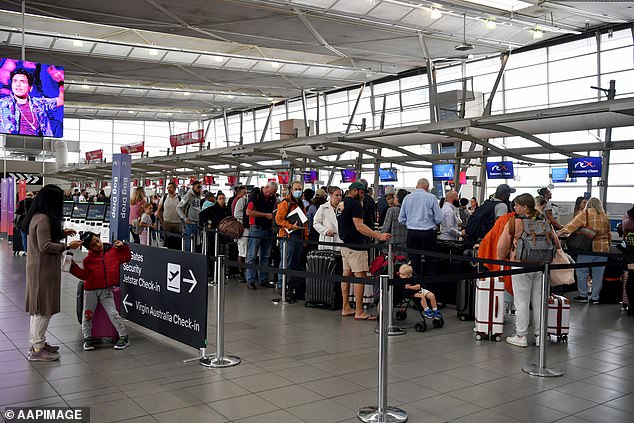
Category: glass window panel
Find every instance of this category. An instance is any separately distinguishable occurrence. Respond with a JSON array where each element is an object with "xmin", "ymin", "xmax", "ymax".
[
  {"xmin": 506, "ymin": 49, "xmax": 547, "ymax": 70},
  {"xmin": 549, "ymin": 37, "xmax": 597, "ymax": 61},
  {"xmin": 600, "ymin": 45, "xmax": 633, "ymax": 74},
  {"xmin": 549, "ymin": 54, "xmax": 597, "ymax": 83},
  {"xmin": 504, "ymin": 85, "xmax": 548, "ymax": 111},
  {"xmin": 505, "ymin": 63, "xmax": 547, "ymax": 89}
]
